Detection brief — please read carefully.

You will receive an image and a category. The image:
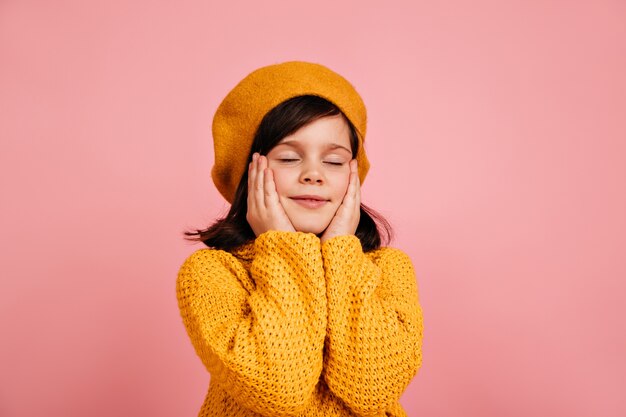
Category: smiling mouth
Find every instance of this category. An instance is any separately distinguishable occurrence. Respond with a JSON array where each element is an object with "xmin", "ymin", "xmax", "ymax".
[{"xmin": 289, "ymin": 197, "xmax": 329, "ymax": 209}]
